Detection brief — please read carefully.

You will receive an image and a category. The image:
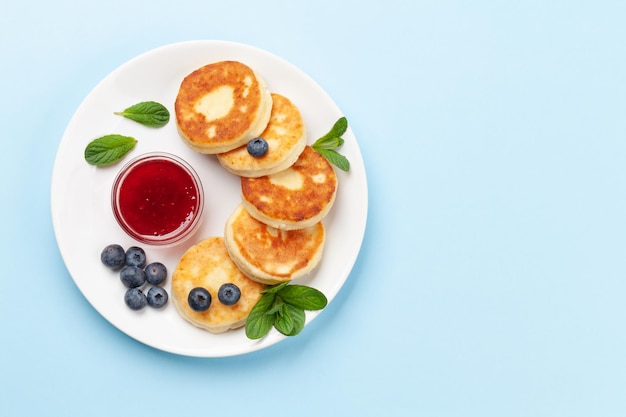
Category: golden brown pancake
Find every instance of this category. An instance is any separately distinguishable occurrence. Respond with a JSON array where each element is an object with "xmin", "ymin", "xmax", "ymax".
[
  {"xmin": 224, "ymin": 204, "xmax": 325, "ymax": 285},
  {"xmin": 216, "ymin": 93, "xmax": 307, "ymax": 177},
  {"xmin": 175, "ymin": 61, "xmax": 273, "ymax": 154},
  {"xmin": 240, "ymin": 146, "xmax": 337, "ymax": 230},
  {"xmin": 171, "ymin": 237, "xmax": 266, "ymax": 333}
]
